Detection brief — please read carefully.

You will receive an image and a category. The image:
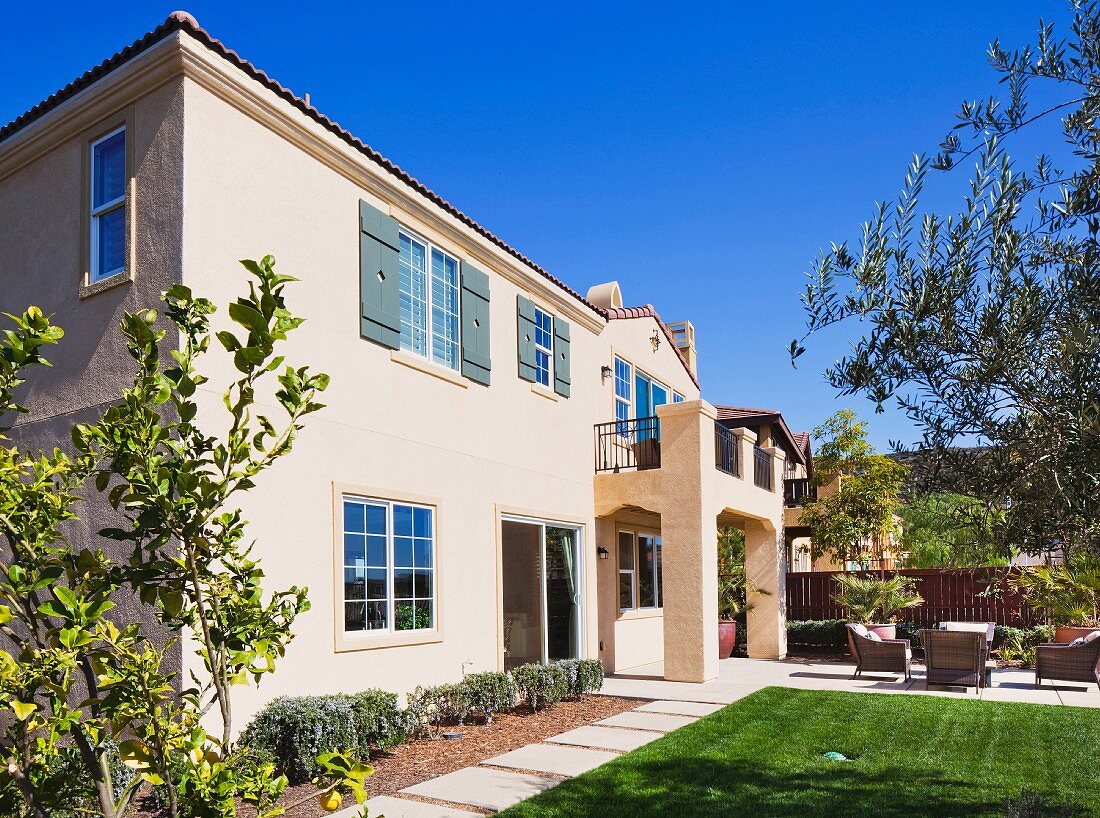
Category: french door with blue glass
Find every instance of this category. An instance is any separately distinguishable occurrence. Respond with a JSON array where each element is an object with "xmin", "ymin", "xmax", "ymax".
[{"xmin": 635, "ymin": 371, "xmax": 670, "ymax": 440}]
